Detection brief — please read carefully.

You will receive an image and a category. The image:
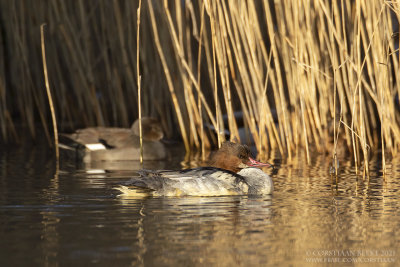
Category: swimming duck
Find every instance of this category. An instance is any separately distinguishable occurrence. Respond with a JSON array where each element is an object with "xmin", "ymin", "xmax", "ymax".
[
  {"xmin": 60, "ymin": 117, "xmax": 166, "ymax": 162},
  {"xmin": 115, "ymin": 141, "xmax": 273, "ymax": 196}
]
